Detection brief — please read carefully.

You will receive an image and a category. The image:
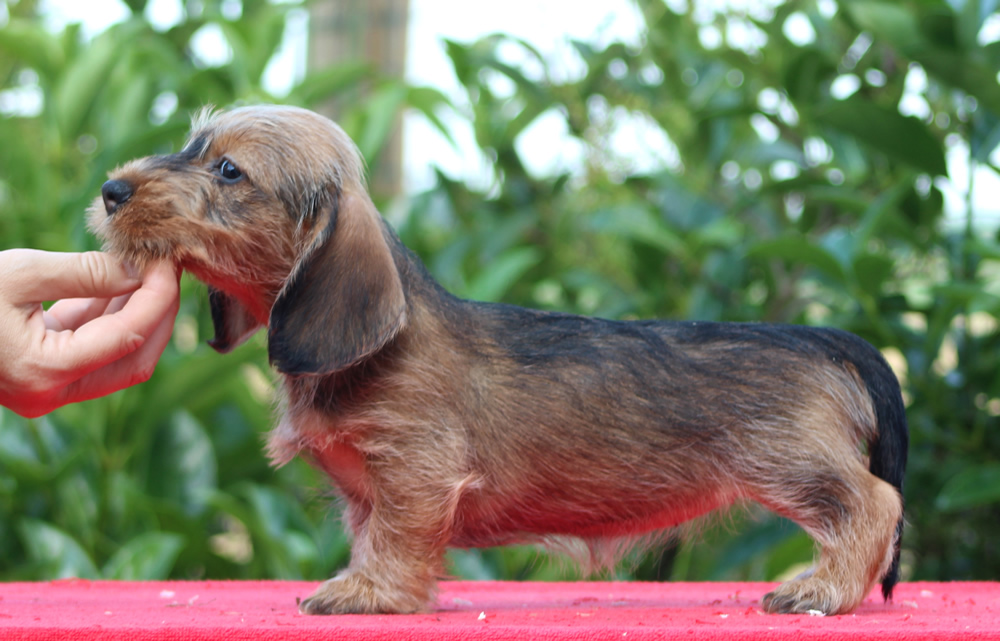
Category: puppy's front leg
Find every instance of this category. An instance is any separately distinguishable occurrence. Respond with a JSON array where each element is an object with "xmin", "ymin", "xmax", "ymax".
[
  {"xmin": 299, "ymin": 468, "xmax": 455, "ymax": 615},
  {"xmin": 300, "ymin": 521, "xmax": 442, "ymax": 614}
]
